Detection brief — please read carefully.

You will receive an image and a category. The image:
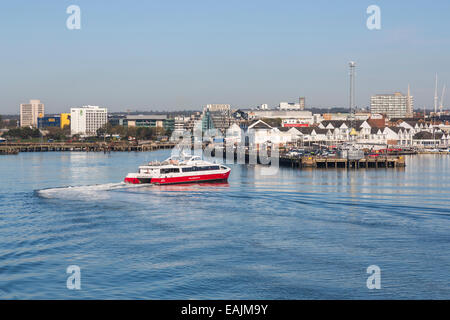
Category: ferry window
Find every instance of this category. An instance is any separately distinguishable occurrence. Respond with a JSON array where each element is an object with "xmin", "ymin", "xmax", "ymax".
[
  {"xmin": 182, "ymin": 166, "xmax": 220, "ymax": 172},
  {"xmin": 160, "ymin": 168, "xmax": 180, "ymax": 174}
]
